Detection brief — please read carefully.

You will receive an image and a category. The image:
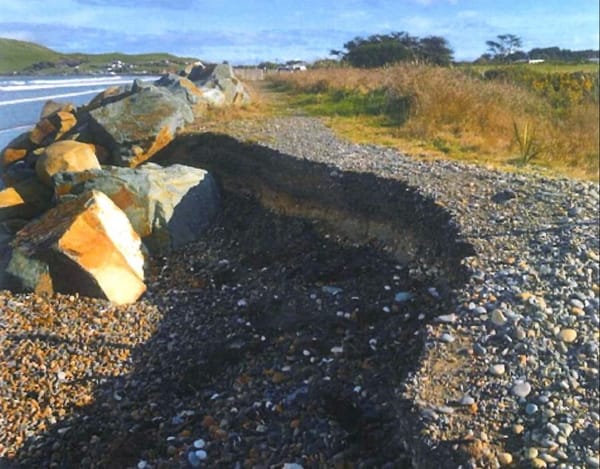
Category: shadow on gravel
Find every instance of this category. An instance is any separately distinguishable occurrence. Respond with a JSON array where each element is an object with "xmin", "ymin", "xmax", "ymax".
[{"xmin": 7, "ymin": 136, "xmax": 474, "ymax": 468}]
